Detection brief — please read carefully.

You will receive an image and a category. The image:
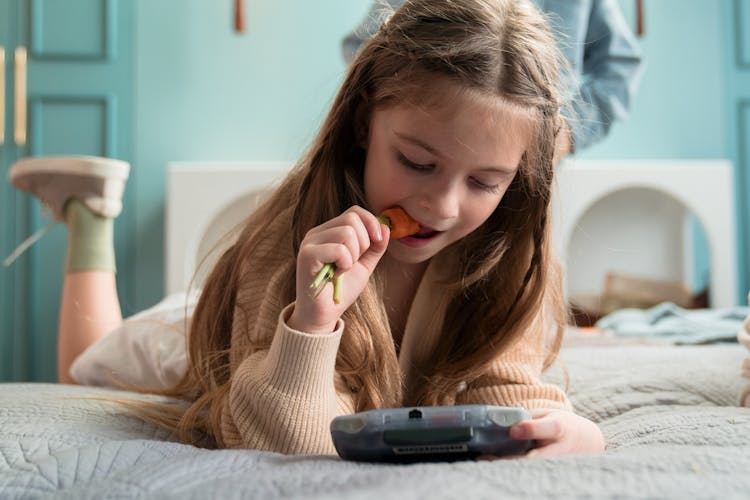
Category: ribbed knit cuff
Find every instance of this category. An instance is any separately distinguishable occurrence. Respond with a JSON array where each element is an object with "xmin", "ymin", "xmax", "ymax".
[
  {"xmin": 64, "ymin": 199, "xmax": 116, "ymax": 273},
  {"xmin": 260, "ymin": 303, "xmax": 344, "ymax": 395},
  {"xmin": 739, "ymin": 321, "xmax": 750, "ymax": 351}
]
